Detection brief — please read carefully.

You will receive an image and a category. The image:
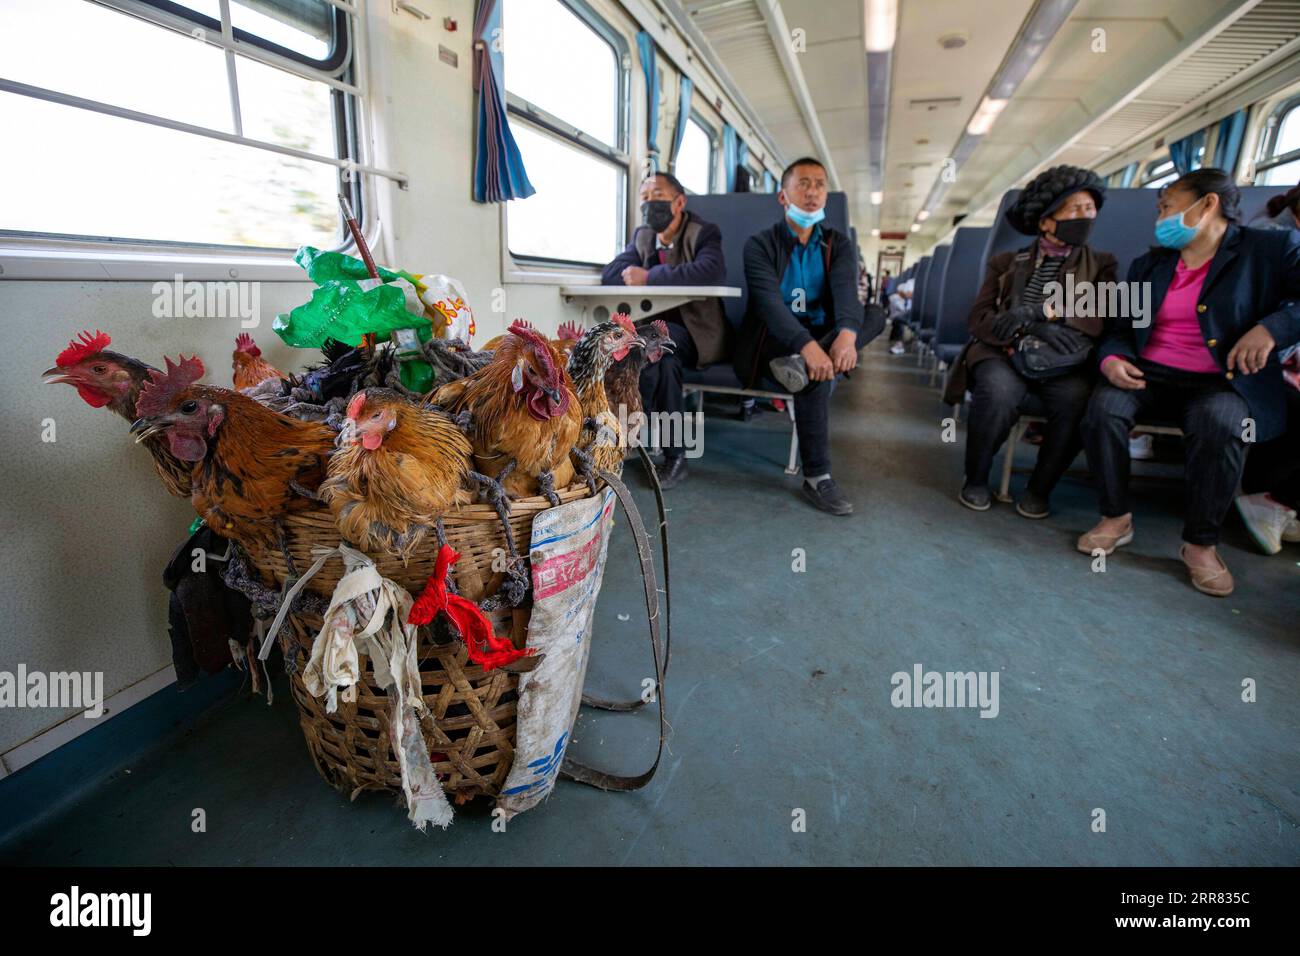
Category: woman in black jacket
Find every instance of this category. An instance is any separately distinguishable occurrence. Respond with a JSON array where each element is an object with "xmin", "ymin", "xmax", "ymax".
[
  {"xmin": 945, "ymin": 165, "xmax": 1116, "ymax": 517},
  {"xmin": 1079, "ymin": 169, "xmax": 1300, "ymax": 596}
]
